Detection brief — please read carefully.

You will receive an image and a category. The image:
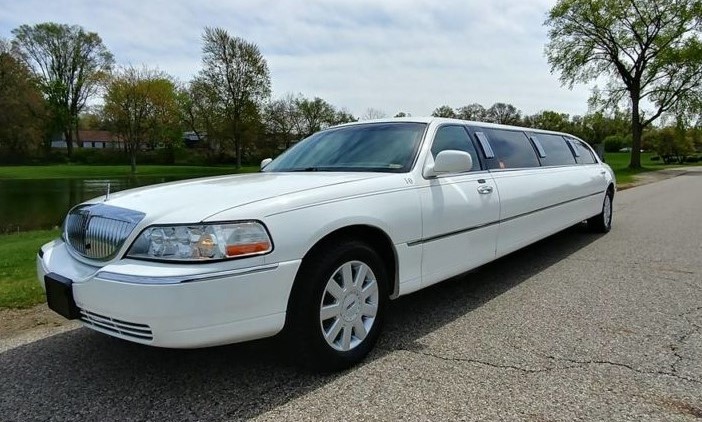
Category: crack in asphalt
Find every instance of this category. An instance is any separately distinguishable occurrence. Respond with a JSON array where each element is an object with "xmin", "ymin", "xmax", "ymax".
[
  {"xmin": 386, "ymin": 305, "xmax": 702, "ymax": 387},
  {"xmin": 394, "ymin": 348, "xmax": 569, "ymax": 373},
  {"xmin": 543, "ymin": 355, "xmax": 702, "ymax": 386},
  {"xmin": 564, "ymin": 257, "xmax": 700, "ymax": 275},
  {"xmin": 671, "ymin": 306, "xmax": 702, "ymax": 374},
  {"xmin": 392, "ymin": 348, "xmax": 702, "ymax": 385}
]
